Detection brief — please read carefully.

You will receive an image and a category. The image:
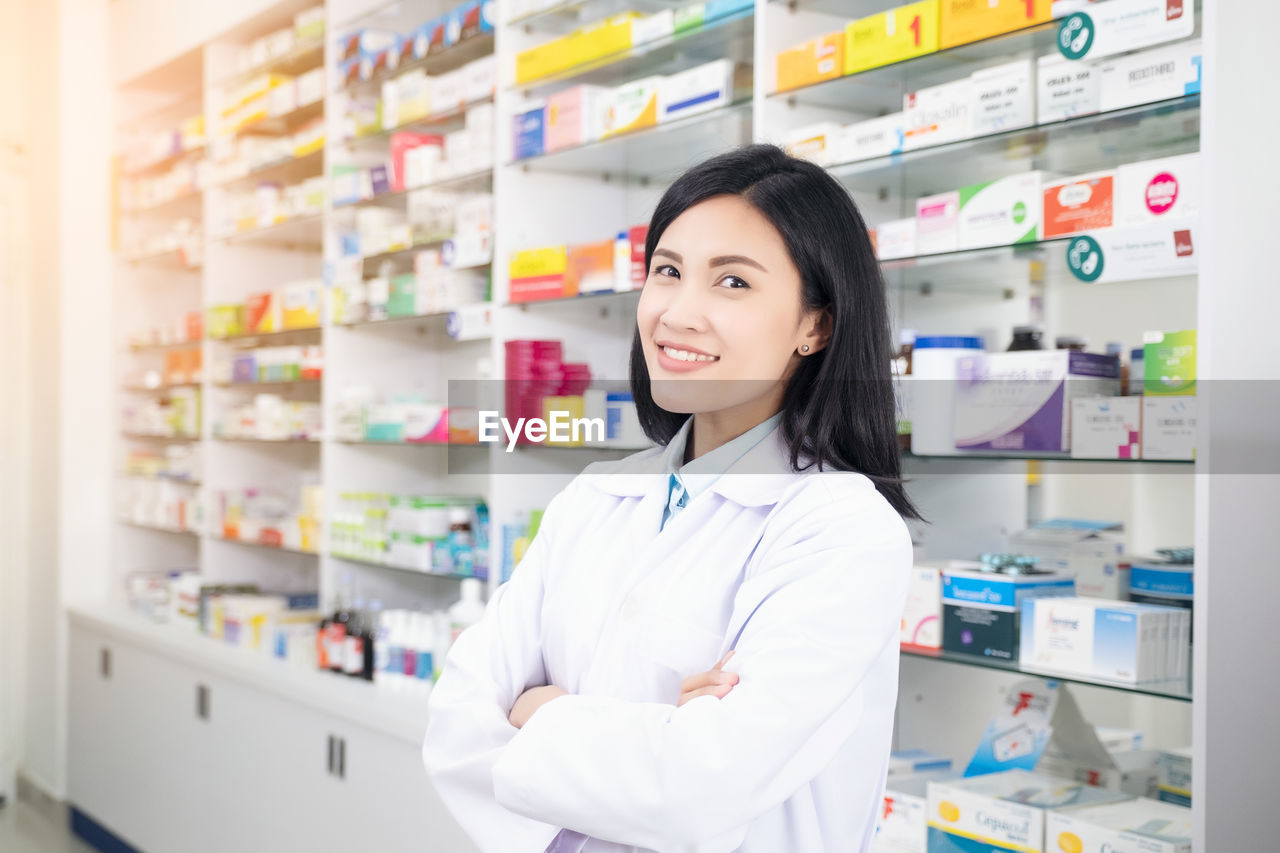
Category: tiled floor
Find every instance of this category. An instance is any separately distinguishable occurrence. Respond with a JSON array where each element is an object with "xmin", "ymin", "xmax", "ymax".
[{"xmin": 0, "ymin": 799, "xmax": 97, "ymax": 853}]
